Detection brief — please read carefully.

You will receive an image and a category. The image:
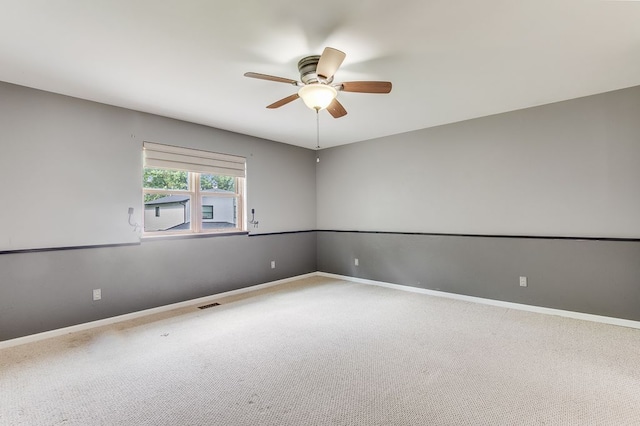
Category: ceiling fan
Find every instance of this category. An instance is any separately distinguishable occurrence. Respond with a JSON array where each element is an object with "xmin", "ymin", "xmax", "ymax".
[{"xmin": 244, "ymin": 47, "xmax": 392, "ymax": 118}]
